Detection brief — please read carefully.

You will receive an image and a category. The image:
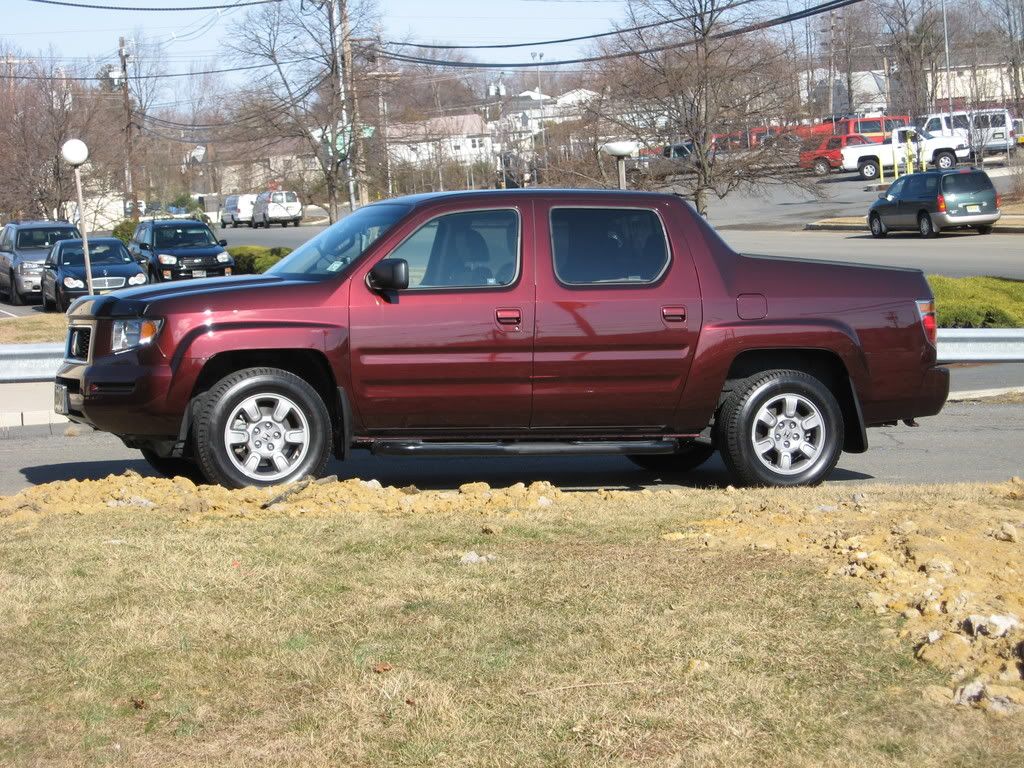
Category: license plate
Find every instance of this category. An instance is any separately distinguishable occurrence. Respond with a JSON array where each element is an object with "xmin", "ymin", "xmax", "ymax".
[
  {"xmin": 54, "ymin": 383, "xmax": 69, "ymax": 415},
  {"xmin": 966, "ymin": 204, "xmax": 980, "ymax": 213},
  {"xmin": 192, "ymin": 270, "xmax": 207, "ymax": 278}
]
